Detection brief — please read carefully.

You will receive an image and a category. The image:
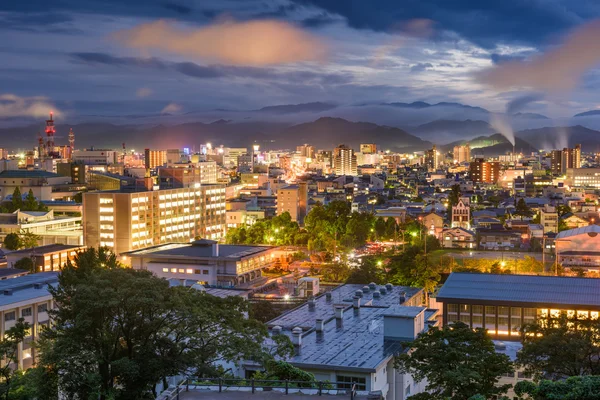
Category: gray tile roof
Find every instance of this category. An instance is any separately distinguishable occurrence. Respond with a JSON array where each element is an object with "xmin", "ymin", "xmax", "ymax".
[
  {"xmin": 556, "ymin": 225, "xmax": 600, "ymax": 239},
  {"xmin": 437, "ymin": 272, "xmax": 600, "ymax": 308},
  {"xmin": 0, "ymin": 170, "xmax": 60, "ymax": 178},
  {"xmin": 125, "ymin": 243, "xmax": 272, "ymax": 259}
]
